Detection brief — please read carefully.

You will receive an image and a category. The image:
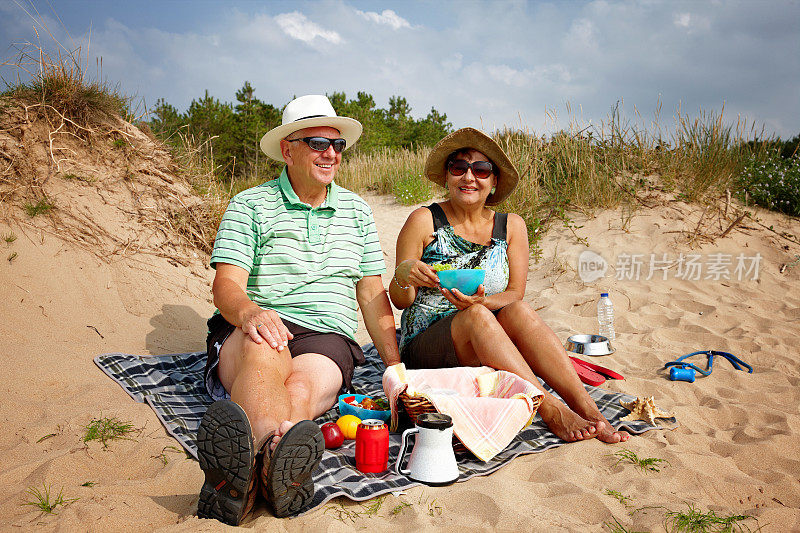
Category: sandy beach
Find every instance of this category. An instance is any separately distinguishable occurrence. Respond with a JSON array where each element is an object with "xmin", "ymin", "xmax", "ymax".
[{"xmin": 1, "ymin": 116, "xmax": 799, "ymax": 531}]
